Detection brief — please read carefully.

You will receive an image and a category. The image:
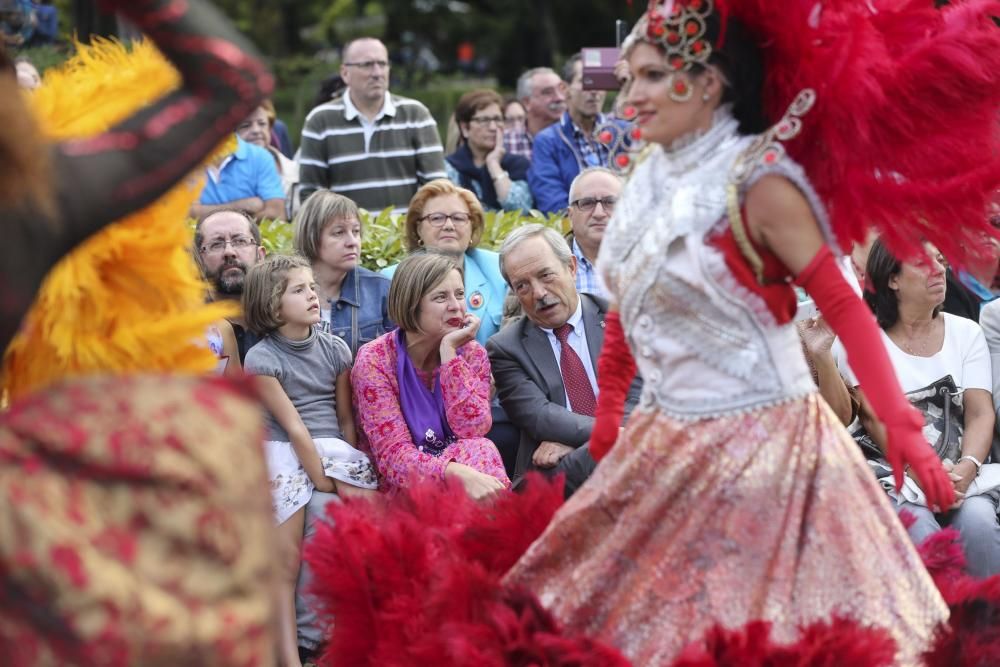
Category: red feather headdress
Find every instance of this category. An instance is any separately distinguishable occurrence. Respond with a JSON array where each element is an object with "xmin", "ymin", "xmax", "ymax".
[{"xmin": 640, "ymin": 0, "xmax": 1000, "ymax": 263}]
